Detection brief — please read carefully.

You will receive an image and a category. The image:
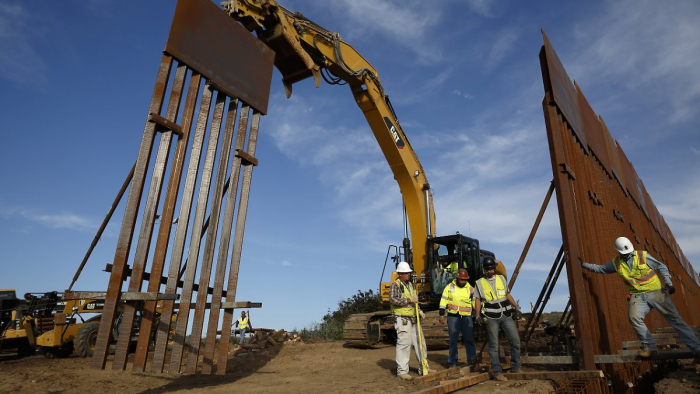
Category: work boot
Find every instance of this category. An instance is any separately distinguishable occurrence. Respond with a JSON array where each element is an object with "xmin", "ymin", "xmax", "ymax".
[
  {"xmin": 637, "ymin": 349, "xmax": 653, "ymax": 358},
  {"xmin": 511, "ymin": 368, "xmax": 521, "ymax": 373},
  {"xmin": 494, "ymin": 374, "xmax": 508, "ymax": 382},
  {"xmin": 398, "ymin": 374, "xmax": 413, "ymax": 381}
]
